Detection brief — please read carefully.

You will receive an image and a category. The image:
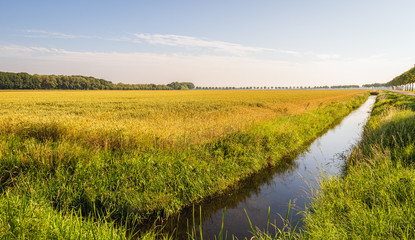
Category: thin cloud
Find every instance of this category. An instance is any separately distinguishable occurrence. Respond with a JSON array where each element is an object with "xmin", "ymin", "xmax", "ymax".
[
  {"xmin": 133, "ymin": 33, "xmax": 275, "ymax": 56},
  {"xmin": 0, "ymin": 44, "xmax": 69, "ymax": 57},
  {"xmin": 22, "ymin": 30, "xmax": 339, "ymax": 59},
  {"xmin": 24, "ymin": 30, "xmax": 89, "ymax": 39},
  {"xmin": 132, "ymin": 34, "xmax": 343, "ymax": 60},
  {"xmin": 23, "ymin": 30, "xmax": 134, "ymax": 43}
]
